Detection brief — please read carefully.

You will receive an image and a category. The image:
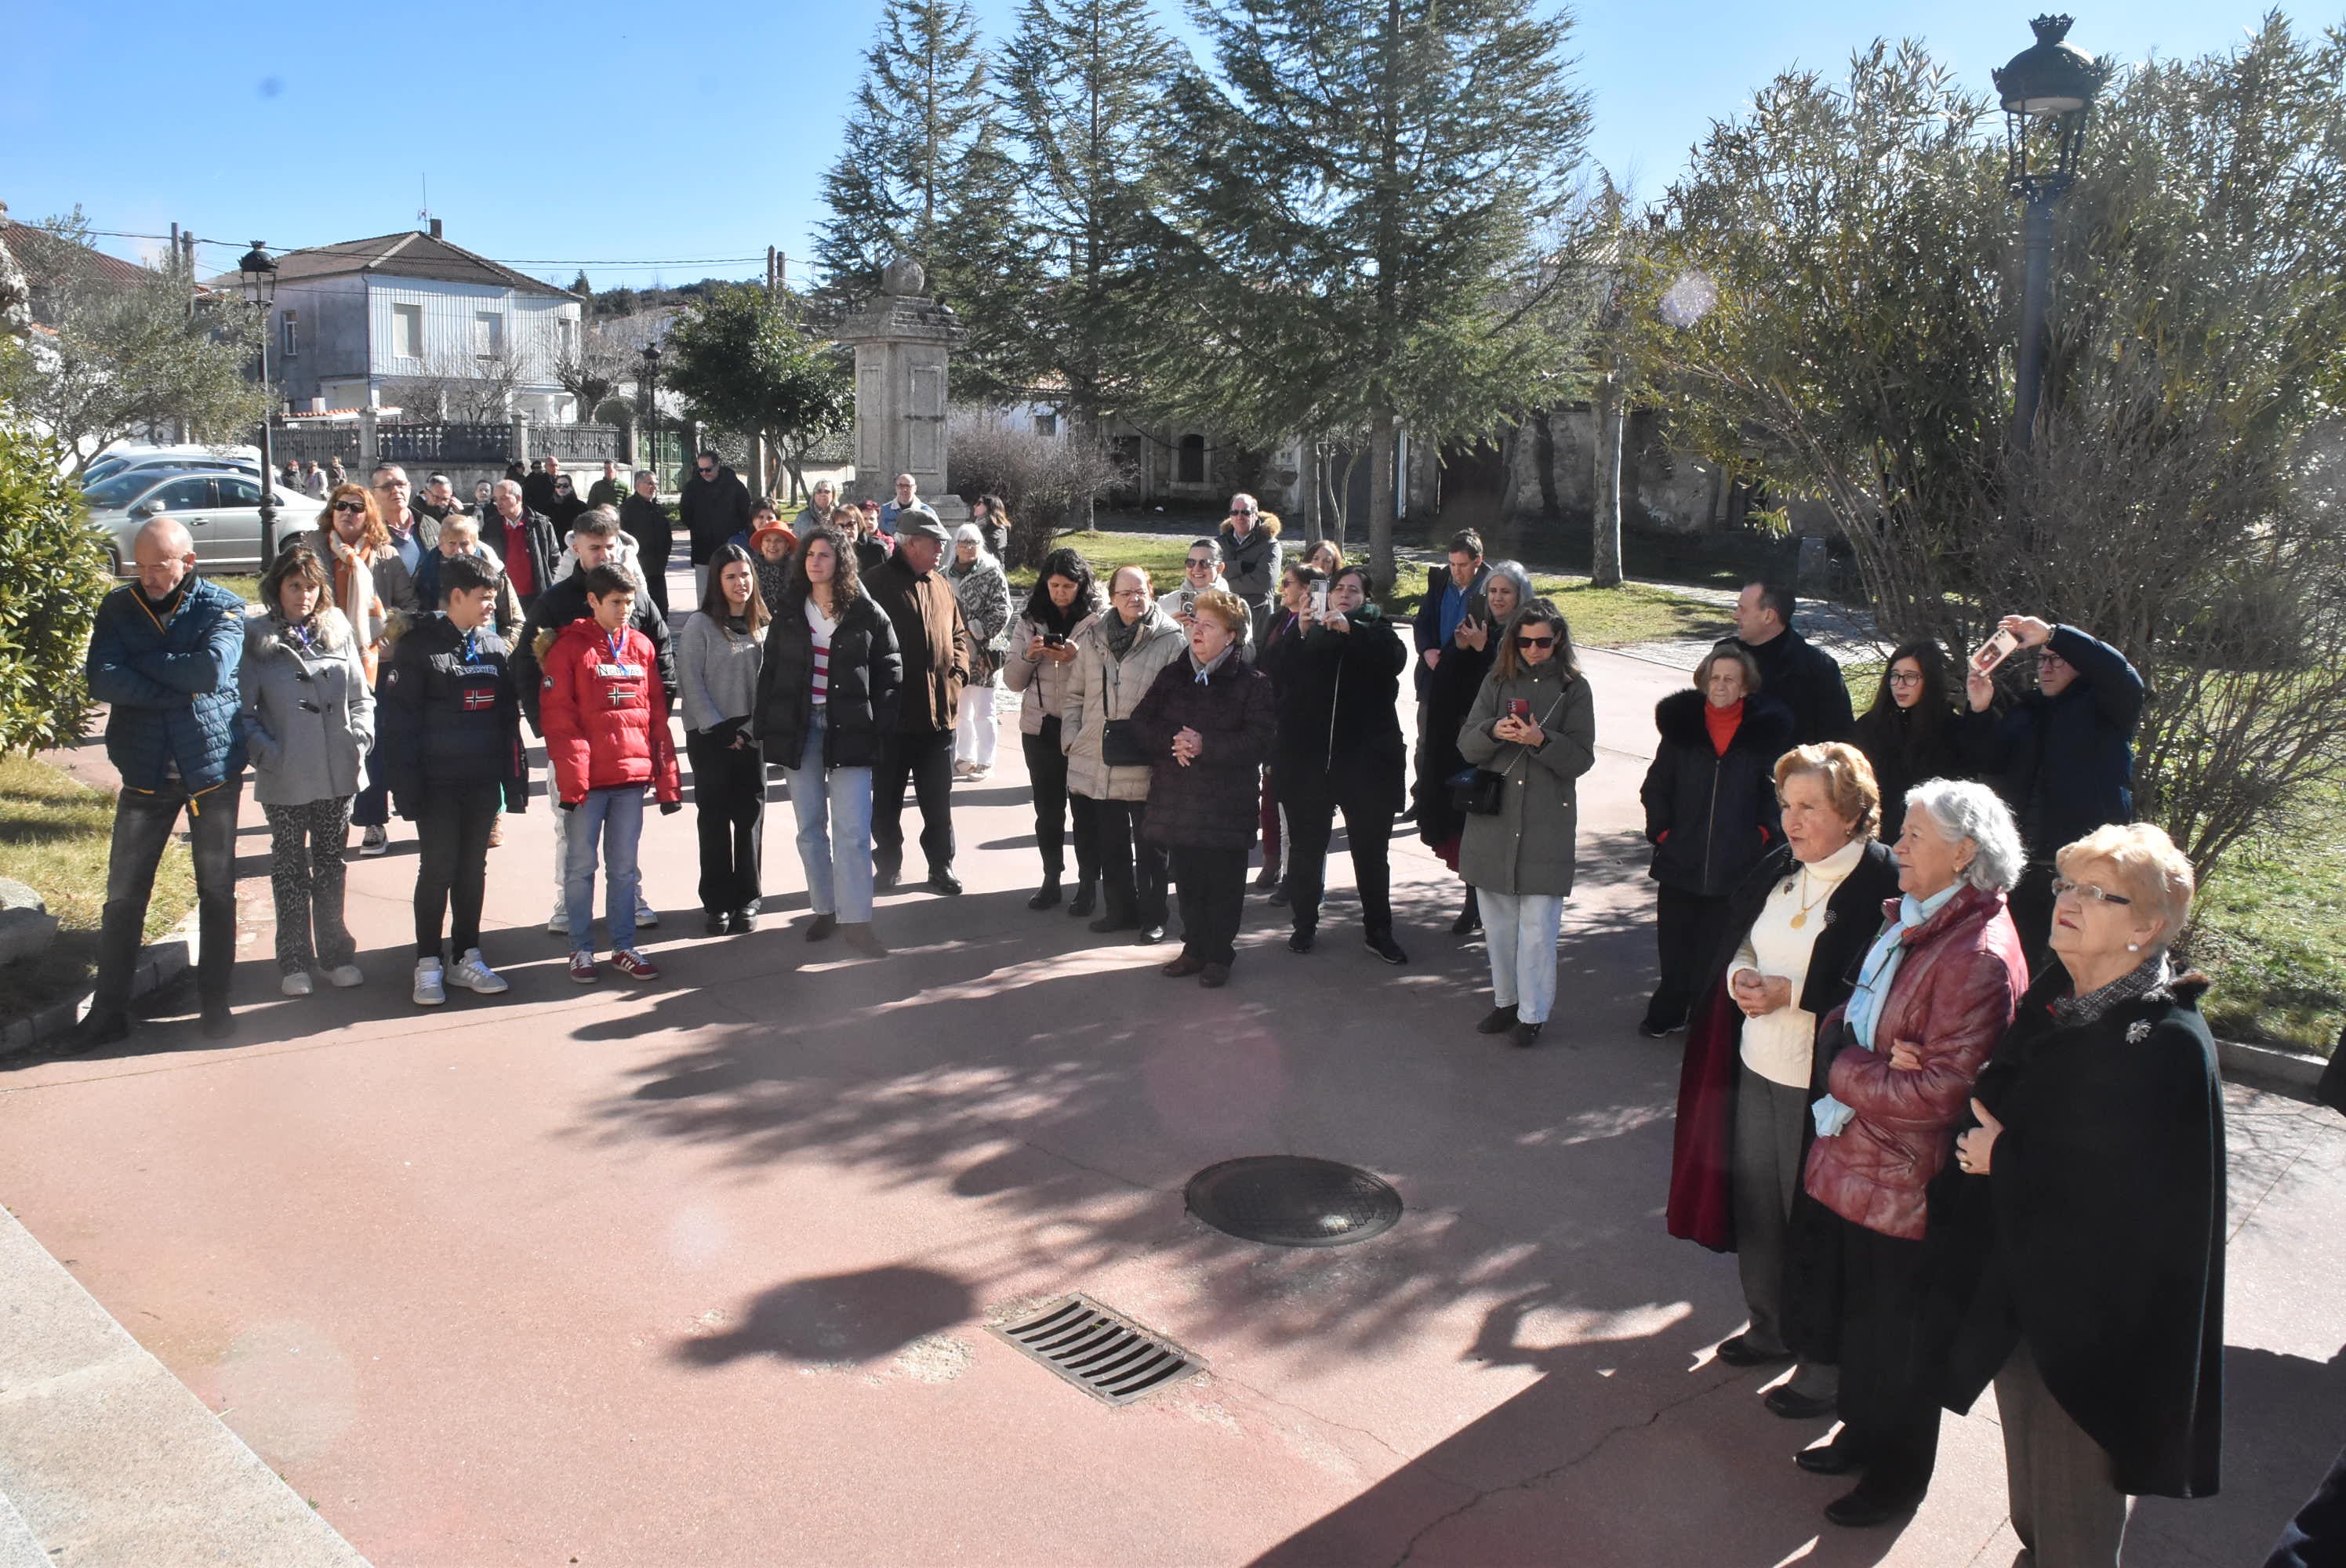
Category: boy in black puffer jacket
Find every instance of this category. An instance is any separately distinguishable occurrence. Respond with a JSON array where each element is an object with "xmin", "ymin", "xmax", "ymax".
[{"xmin": 379, "ymin": 554, "xmax": 528, "ymax": 1008}]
